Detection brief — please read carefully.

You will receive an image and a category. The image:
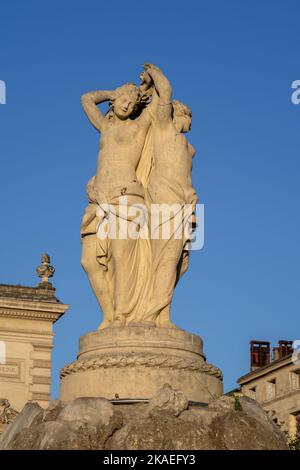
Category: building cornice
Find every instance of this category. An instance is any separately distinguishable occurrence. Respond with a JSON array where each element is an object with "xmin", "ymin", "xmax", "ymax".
[
  {"xmin": 0, "ymin": 299, "xmax": 68, "ymax": 323},
  {"xmin": 237, "ymin": 354, "xmax": 293, "ymax": 385},
  {"xmin": 0, "ymin": 328, "xmax": 54, "ymax": 340},
  {"xmin": 0, "ymin": 283, "xmax": 60, "ymax": 302}
]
